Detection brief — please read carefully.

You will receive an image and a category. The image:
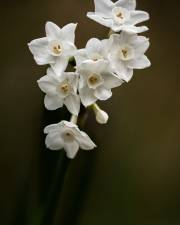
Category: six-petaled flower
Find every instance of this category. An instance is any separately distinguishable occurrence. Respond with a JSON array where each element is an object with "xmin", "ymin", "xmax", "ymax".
[
  {"xmin": 44, "ymin": 121, "xmax": 96, "ymax": 158},
  {"xmin": 87, "ymin": 0, "xmax": 149, "ymax": 33}
]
